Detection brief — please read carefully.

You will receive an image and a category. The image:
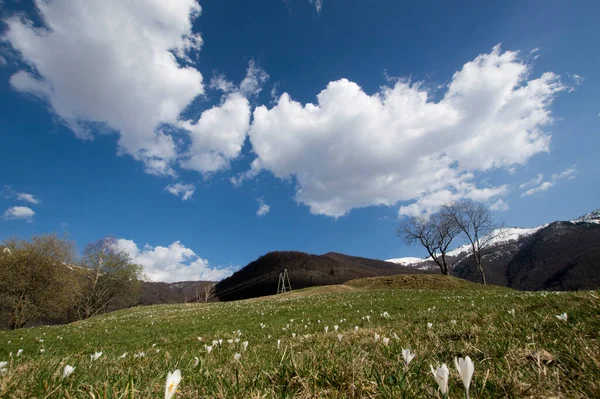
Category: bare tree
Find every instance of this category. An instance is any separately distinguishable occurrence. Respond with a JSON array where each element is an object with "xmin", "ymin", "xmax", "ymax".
[
  {"xmin": 397, "ymin": 213, "xmax": 461, "ymax": 275},
  {"xmin": 441, "ymin": 199, "xmax": 498, "ymax": 285},
  {"xmin": 76, "ymin": 238, "xmax": 143, "ymax": 319},
  {"xmin": 194, "ymin": 283, "xmax": 216, "ymax": 303}
]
